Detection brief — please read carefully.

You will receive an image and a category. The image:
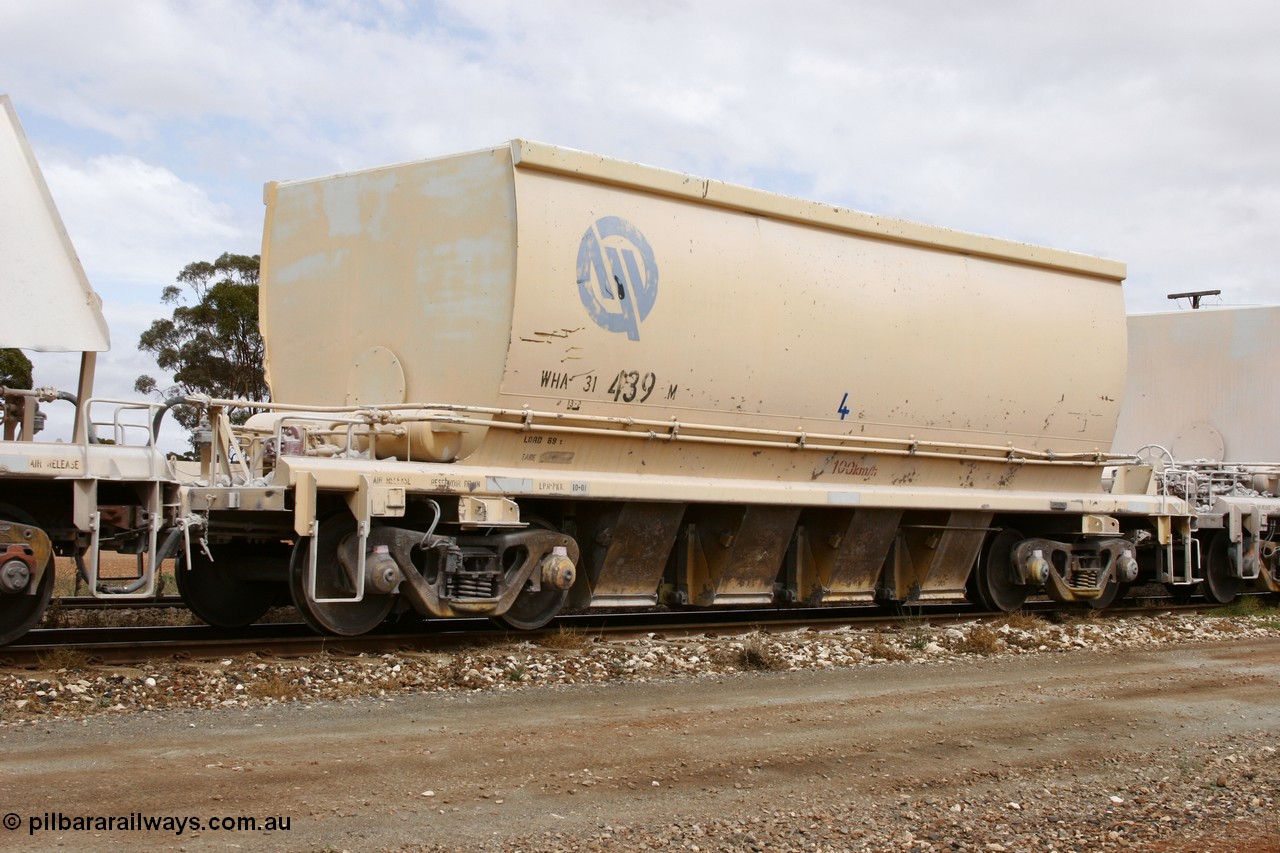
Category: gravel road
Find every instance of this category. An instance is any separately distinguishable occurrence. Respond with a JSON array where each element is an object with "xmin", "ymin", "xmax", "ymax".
[{"xmin": 1, "ymin": 611, "xmax": 1279, "ymax": 852}]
